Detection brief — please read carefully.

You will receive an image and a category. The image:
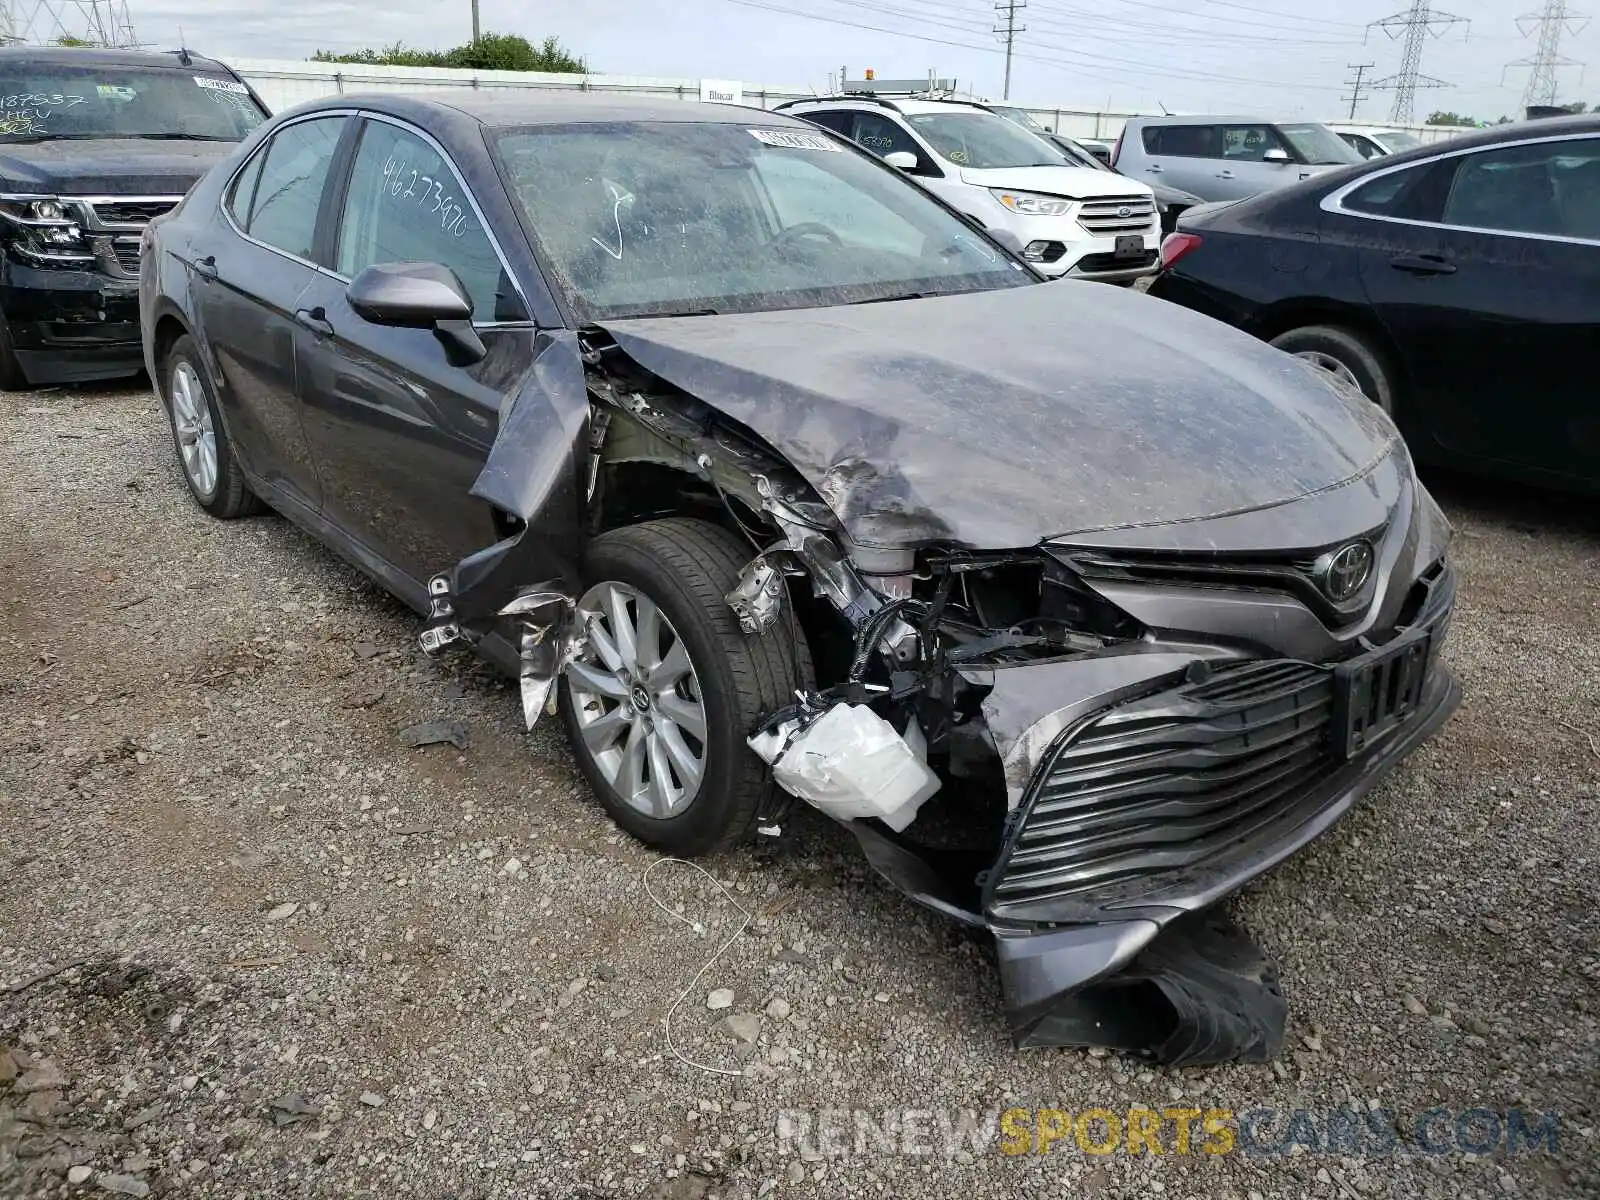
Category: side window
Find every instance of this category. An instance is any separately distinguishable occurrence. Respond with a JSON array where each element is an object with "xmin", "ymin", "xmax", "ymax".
[
  {"xmin": 851, "ymin": 113, "xmax": 917, "ymax": 159},
  {"xmin": 248, "ymin": 116, "xmax": 347, "ymax": 260},
  {"xmin": 753, "ymin": 151, "xmax": 924, "ymax": 256},
  {"xmin": 1147, "ymin": 124, "xmax": 1218, "ymax": 159},
  {"xmin": 226, "ymin": 145, "xmax": 266, "ymax": 229},
  {"xmin": 1342, "ymin": 157, "xmax": 1455, "ymax": 222},
  {"xmin": 1341, "ymin": 132, "xmax": 1380, "ymax": 160},
  {"xmin": 1220, "ymin": 124, "xmax": 1287, "ymax": 162},
  {"xmin": 799, "ymin": 110, "xmax": 853, "ymax": 137},
  {"xmin": 335, "ymin": 120, "xmax": 521, "ymax": 322},
  {"xmin": 1442, "ymin": 137, "xmax": 1600, "ymax": 239}
]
